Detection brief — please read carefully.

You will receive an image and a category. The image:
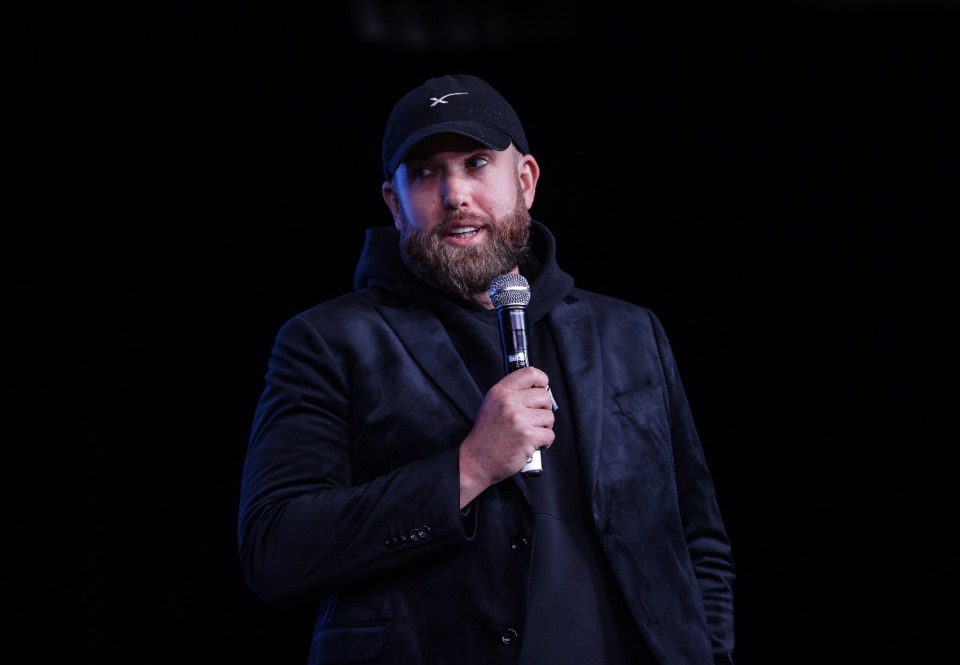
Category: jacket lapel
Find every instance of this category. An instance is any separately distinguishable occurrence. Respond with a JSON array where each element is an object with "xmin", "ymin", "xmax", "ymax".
[
  {"xmin": 548, "ymin": 297, "xmax": 603, "ymax": 495},
  {"xmin": 378, "ymin": 295, "xmax": 603, "ymax": 498},
  {"xmin": 377, "ymin": 304, "xmax": 483, "ymax": 422}
]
